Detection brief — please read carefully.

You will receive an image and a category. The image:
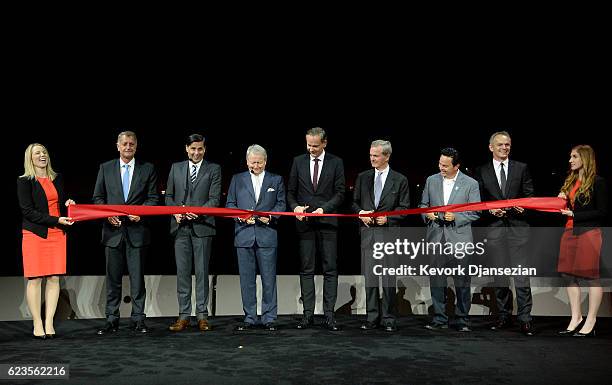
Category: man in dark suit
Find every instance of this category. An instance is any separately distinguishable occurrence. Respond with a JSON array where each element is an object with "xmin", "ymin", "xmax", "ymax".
[
  {"xmin": 352, "ymin": 140, "xmax": 410, "ymax": 332},
  {"xmin": 165, "ymin": 134, "xmax": 221, "ymax": 332},
  {"xmin": 287, "ymin": 127, "xmax": 345, "ymax": 331},
  {"xmin": 474, "ymin": 131, "xmax": 536, "ymax": 336},
  {"xmin": 93, "ymin": 131, "xmax": 159, "ymax": 335},
  {"xmin": 420, "ymin": 148, "xmax": 480, "ymax": 332},
  {"xmin": 226, "ymin": 144, "xmax": 286, "ymax": 331}
]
